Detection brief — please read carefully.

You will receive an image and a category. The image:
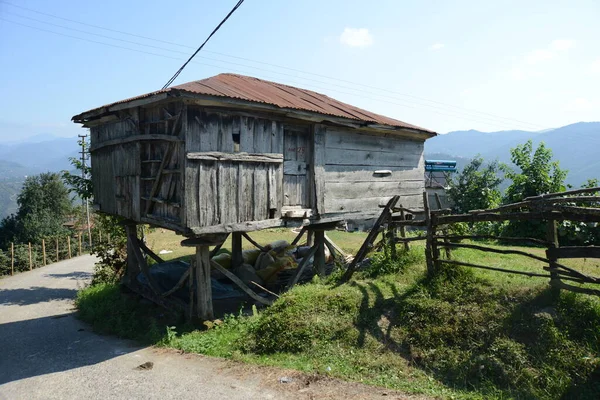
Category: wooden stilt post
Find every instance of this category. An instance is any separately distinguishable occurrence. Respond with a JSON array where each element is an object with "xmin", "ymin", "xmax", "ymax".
[
  {"xmin": 231, "ymin": 232, "xmax": 243, "ymax": 269},
  {"xmin": 125, "ymin": 224, "xmax": 141, "ymax": 285},
  {"xmin": 56, "ymin": 237, "xmax": 59, "ymax": 262},
  {"xmin": 10, "ymin": 242, "xmax": 14, "ymax": 276},
  {"xmin": 28, "ymin": 242, "xmax": 32, "ymax": 270},
  {"xmin": 107, "ymin": 232, "xmax": 111, "ymax": 244},
  {"xmin": 306, "ymin": 230, "xmax": 315, "ymax": 247},
  {"xmin": 67, "ymin": 236, "xmax": 72, "ymax": 259},
  {"xmin": 99, "ymin": 230, "xmax": 102, "ymax": 243},
  {"xmin": 78, "ymin": 234, "xmax": 82, "ymax": 256},
  {"xmin": 314, "ymin": 230, "xmax": 326, "ymax": 277},
  {"xmin": 42, "ymin": 239, "xmax": 46, "ymax": 266},
  {"xmin": 195, "ymin": 245, "xmax": 214, "ymax": 320}
]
